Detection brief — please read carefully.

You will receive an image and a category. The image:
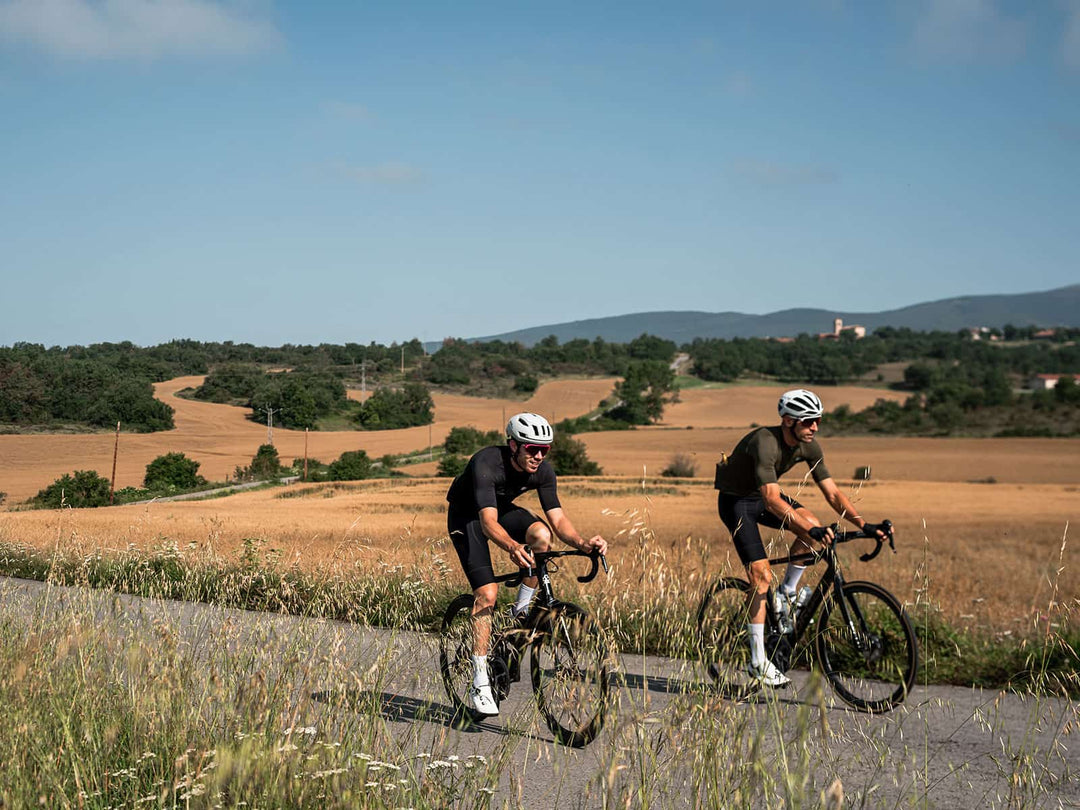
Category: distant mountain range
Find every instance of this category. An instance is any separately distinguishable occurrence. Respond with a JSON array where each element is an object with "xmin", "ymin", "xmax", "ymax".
[{"xmin": 464, "ymin": 284, "xmax": 1080, "ymax": 347}]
